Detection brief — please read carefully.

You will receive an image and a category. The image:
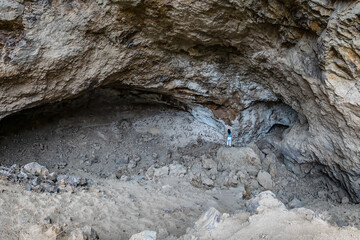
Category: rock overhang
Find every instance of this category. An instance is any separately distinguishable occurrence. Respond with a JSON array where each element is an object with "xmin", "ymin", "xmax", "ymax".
[{"xmin": 1, "ymin": 0, "xmax": 360, "ymax": 201}]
